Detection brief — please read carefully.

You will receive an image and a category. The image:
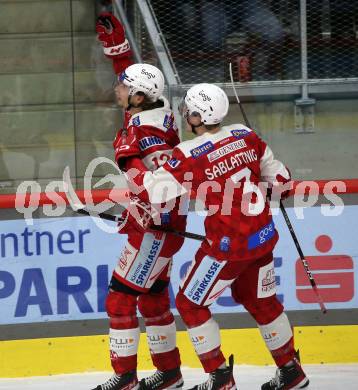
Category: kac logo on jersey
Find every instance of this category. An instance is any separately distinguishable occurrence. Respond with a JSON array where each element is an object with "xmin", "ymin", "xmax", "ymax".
[
  {"xmin": 248, "ymin": 221, "xmax": 275, "ymax": 250},
  {"xmin": 190, "ymin": 141, "xmax": 214, "ymax": 158},
  {"xmin": 163, "ymin": 113, "xmax": 174, "ymax": 130},
  {"xmin": 132, "ymin": 116, "xmax": 141, "ymax": 126},
  {"xmin": 139, "ymin": 136, "xmax": 165, "ymax": 151},
  {"xmin": 231, "ymin": 129, "xmax": 250, "ymax": 139},
  {"xmin": 167, "ymin": 158, "xmax": 181, "ymax": 169}
]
